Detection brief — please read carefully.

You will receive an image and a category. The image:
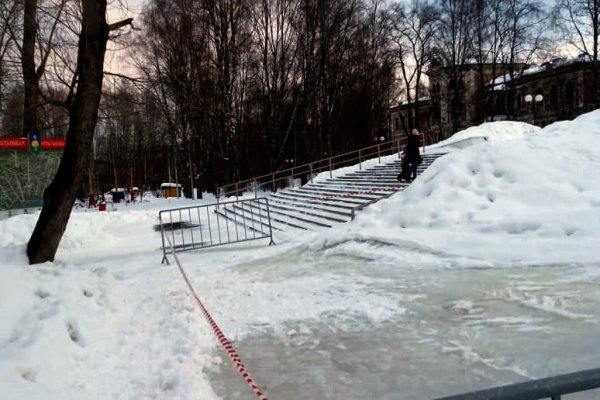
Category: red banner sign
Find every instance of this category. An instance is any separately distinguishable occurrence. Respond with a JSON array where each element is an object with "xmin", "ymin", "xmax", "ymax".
[
  {"xmin": 0, "ymin": 137, "xmax": 65, "ymax": 150},
  {"xmin": 0, "ymin": 138, "xmax": 27, "ymax": 150},
  {"xmin": 42, "ymin": 138, "xmax": 66, "ymax": 150}
]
